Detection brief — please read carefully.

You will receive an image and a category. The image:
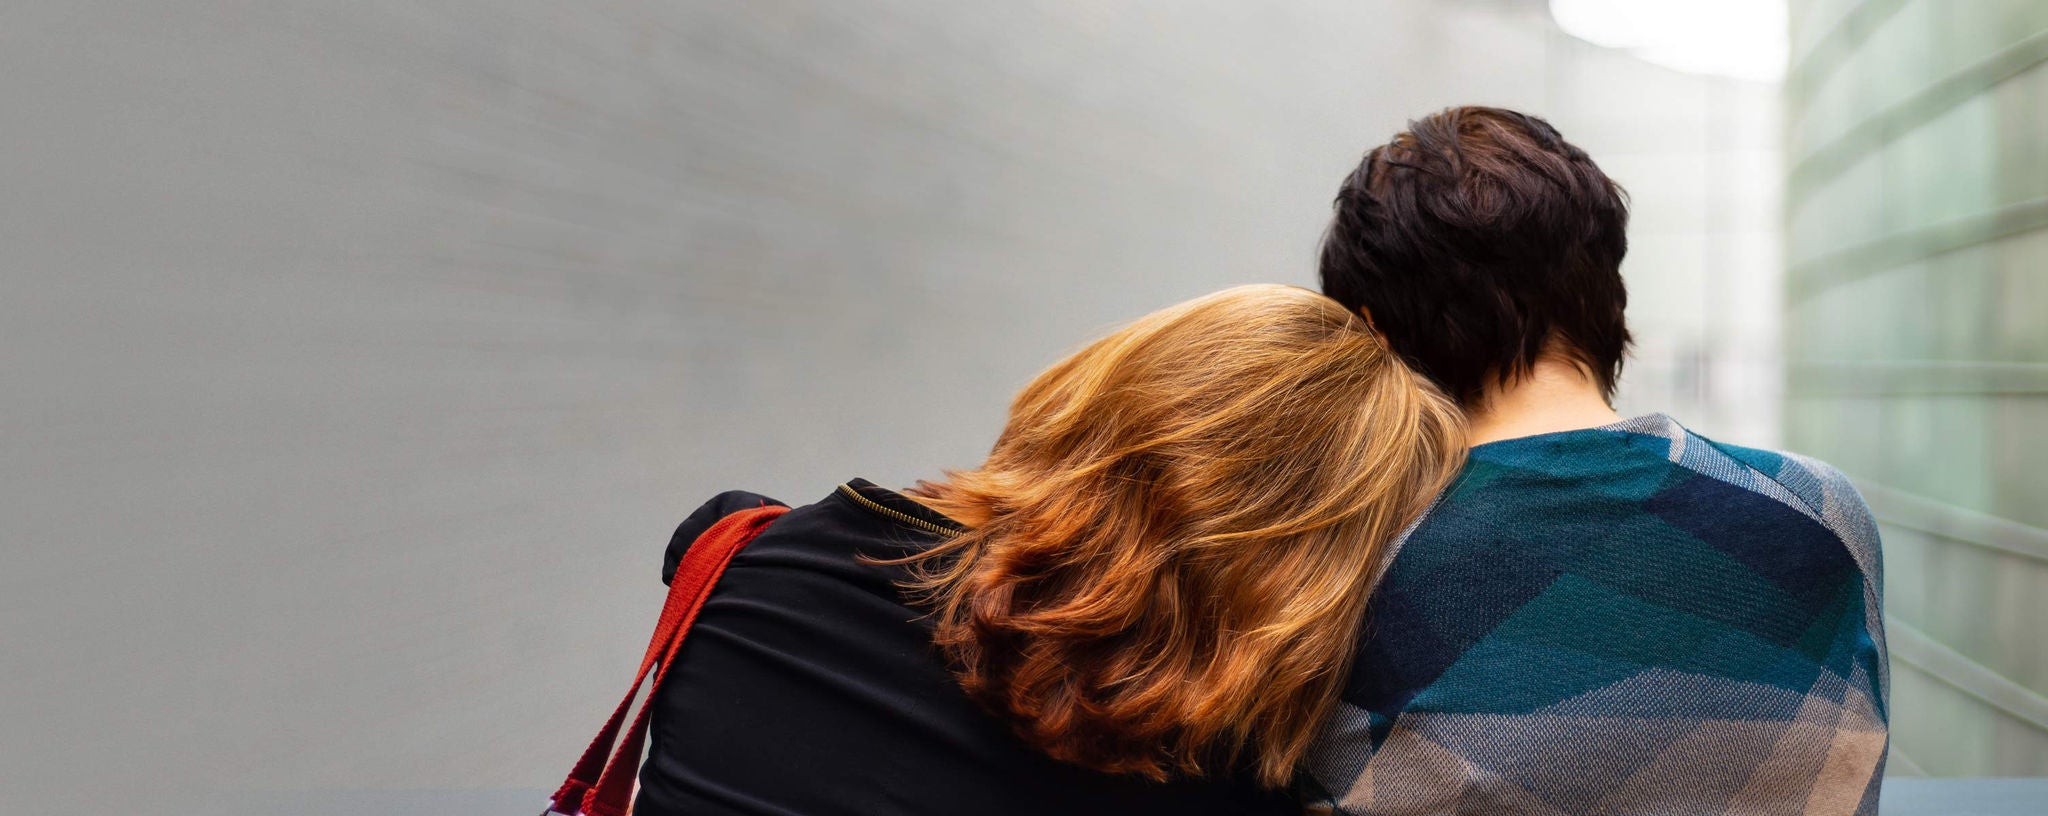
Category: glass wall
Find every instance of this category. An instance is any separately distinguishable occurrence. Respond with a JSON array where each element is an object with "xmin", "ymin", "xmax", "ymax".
[{"xmin": 1784, "ymin": 0, "xmax": 2048, "ymax": 777}]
